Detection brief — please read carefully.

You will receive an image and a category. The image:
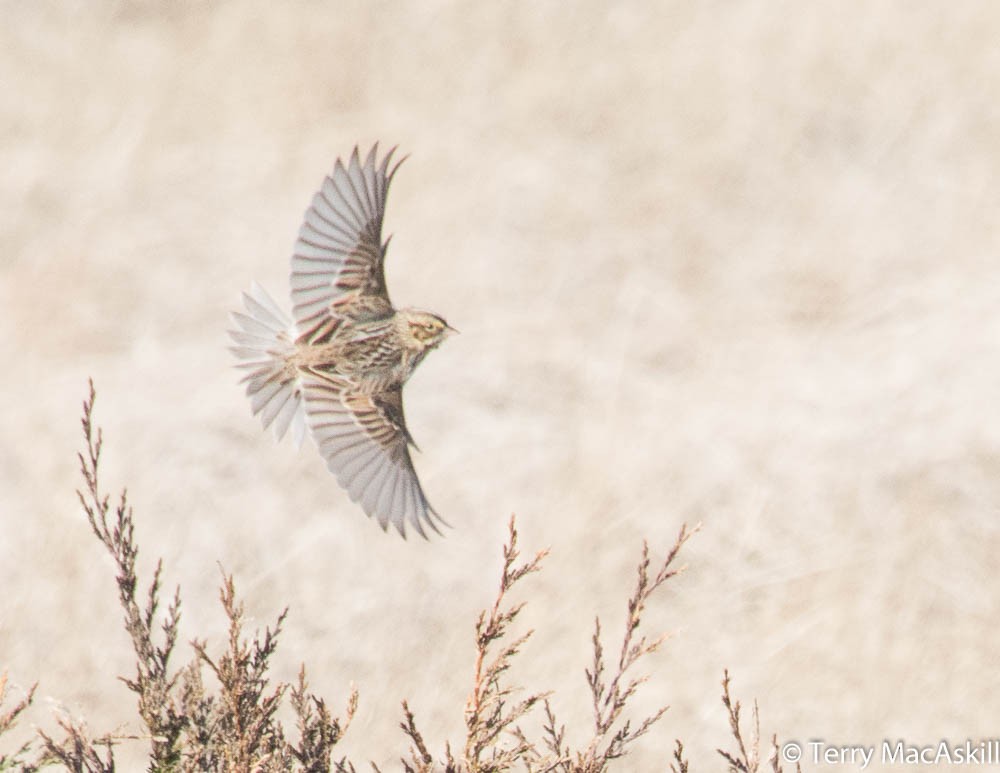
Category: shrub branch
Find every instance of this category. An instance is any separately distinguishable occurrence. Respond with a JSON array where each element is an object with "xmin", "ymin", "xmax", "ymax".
[{"xmin": 1, "ymin": 380, "xmax": 781, "ymax": 772}]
